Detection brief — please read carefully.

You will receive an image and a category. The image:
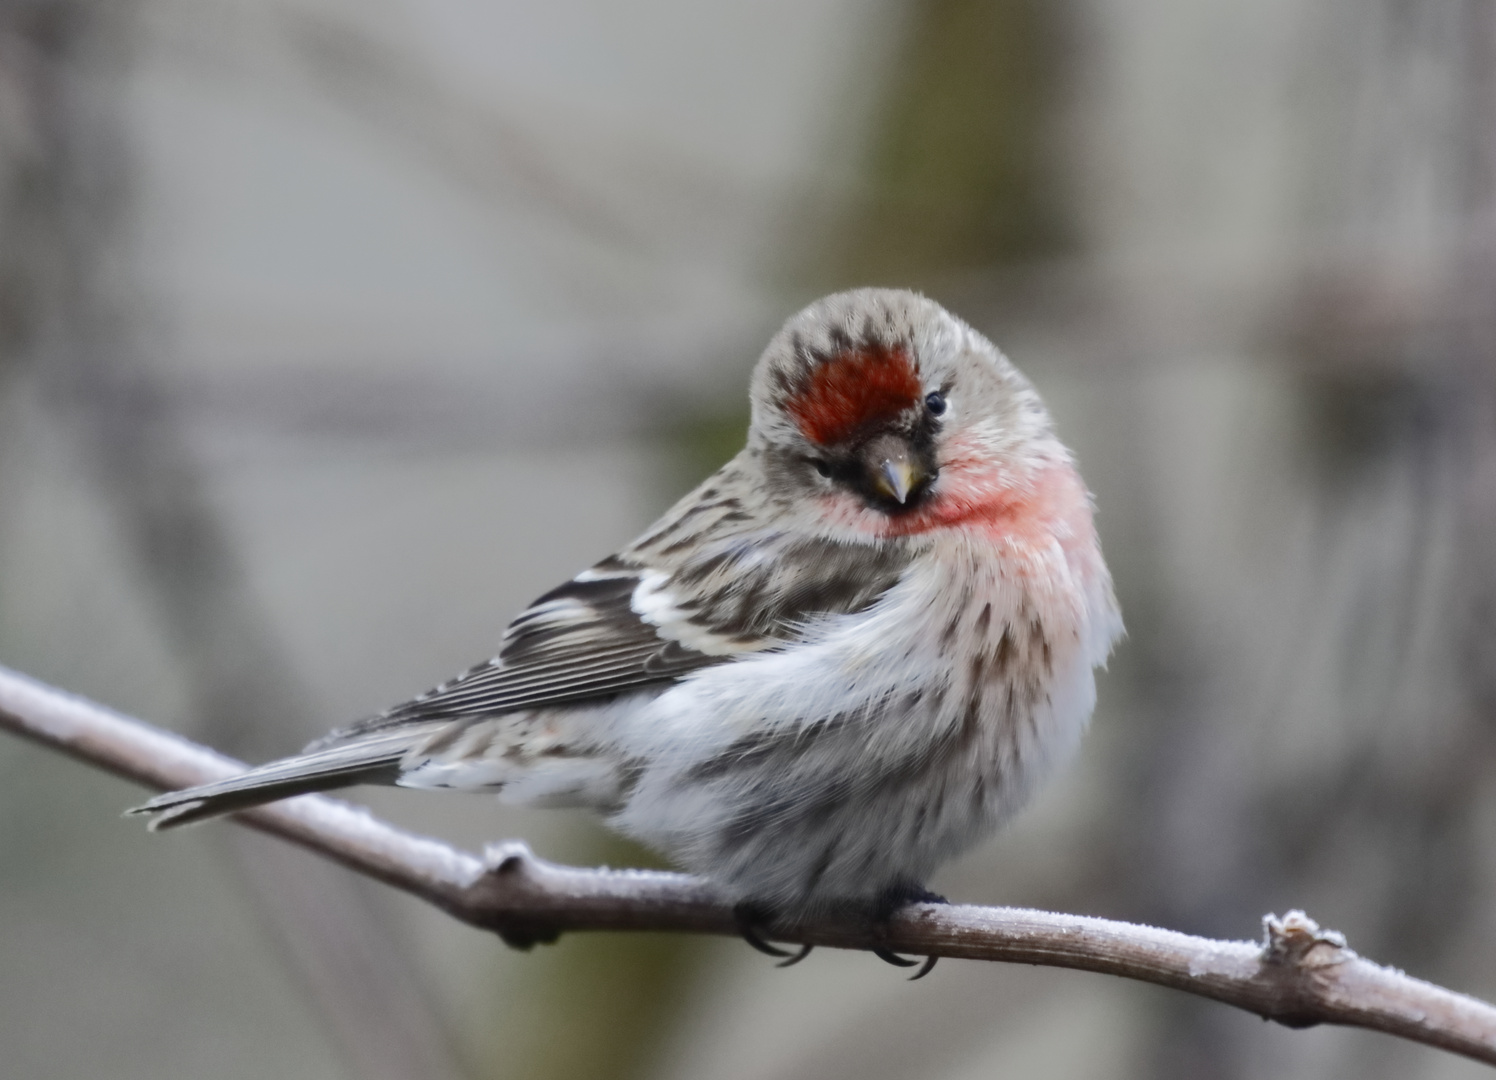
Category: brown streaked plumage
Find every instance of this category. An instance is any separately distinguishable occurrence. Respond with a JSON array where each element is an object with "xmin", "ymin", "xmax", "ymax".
[{"xmin": 133, "ymin": 289, "xmax": 1122, "ymax": 946}]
